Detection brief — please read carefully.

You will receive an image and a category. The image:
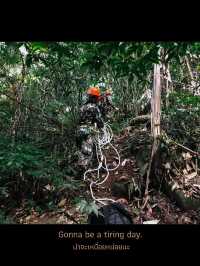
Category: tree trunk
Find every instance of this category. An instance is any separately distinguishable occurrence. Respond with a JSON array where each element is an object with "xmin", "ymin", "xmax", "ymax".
[
  {"xmin": 164, "ymin": 63, "xmax": 173, "ymax": 107},
  {"xmin": 185, "ymin": 55, "xmax": 194, "ymax": 81},
  {"xmin": 151, "ymin": 64, "xmax": 161, "ymax": 138},
  {"xmin": 184, "ymin": 55, "xmax": 197, "ymax": 93},
  {"xmin": 161, "ymin": 48, "xmax": 173, "ymax": 108},
  {"xmin": 143, "ymin": 63, "xmax": 161, "ymax": 208}
]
